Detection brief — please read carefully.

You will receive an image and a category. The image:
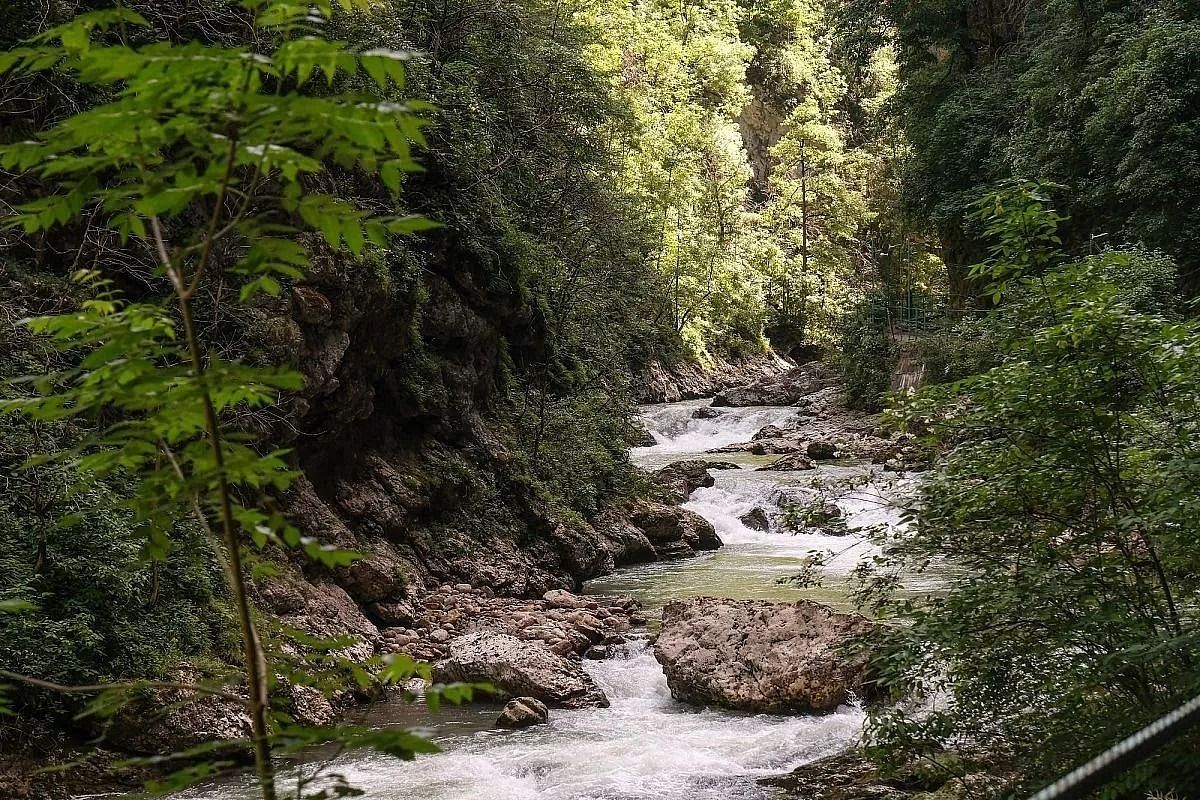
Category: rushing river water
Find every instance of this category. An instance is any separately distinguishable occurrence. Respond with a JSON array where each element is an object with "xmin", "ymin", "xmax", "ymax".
[{"xmin": 173, "ymin": 399, "xmax": 909, "ymax": 800}]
